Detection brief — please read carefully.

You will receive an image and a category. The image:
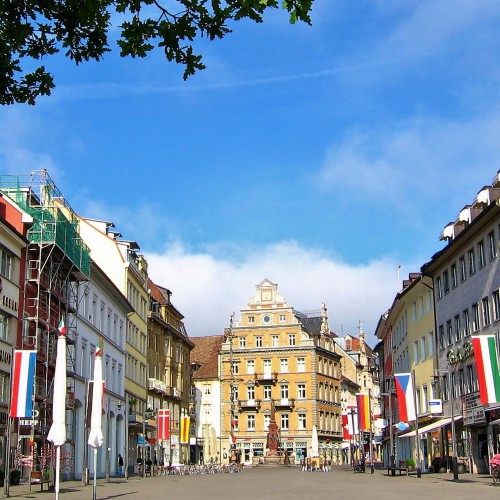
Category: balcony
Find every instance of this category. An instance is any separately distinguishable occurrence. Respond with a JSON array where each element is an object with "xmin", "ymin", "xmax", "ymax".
[
  {"xmin": 254, "ymin": 372, "xmax": 278, "ymax": 386},
  {"xmin": 273, "ymin": 398, "xmax": 295, "ymax": 411},
  {"xmin": 148, "ymin": 377, "xmax": 167, "ymax": 395},
  {"xmin": 166, "ymin": 386, "xmax": 182, "ymax": 401},
  {"xmin": 238, "ymin": 399, "xmax": 262, "ymax": 412}
]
